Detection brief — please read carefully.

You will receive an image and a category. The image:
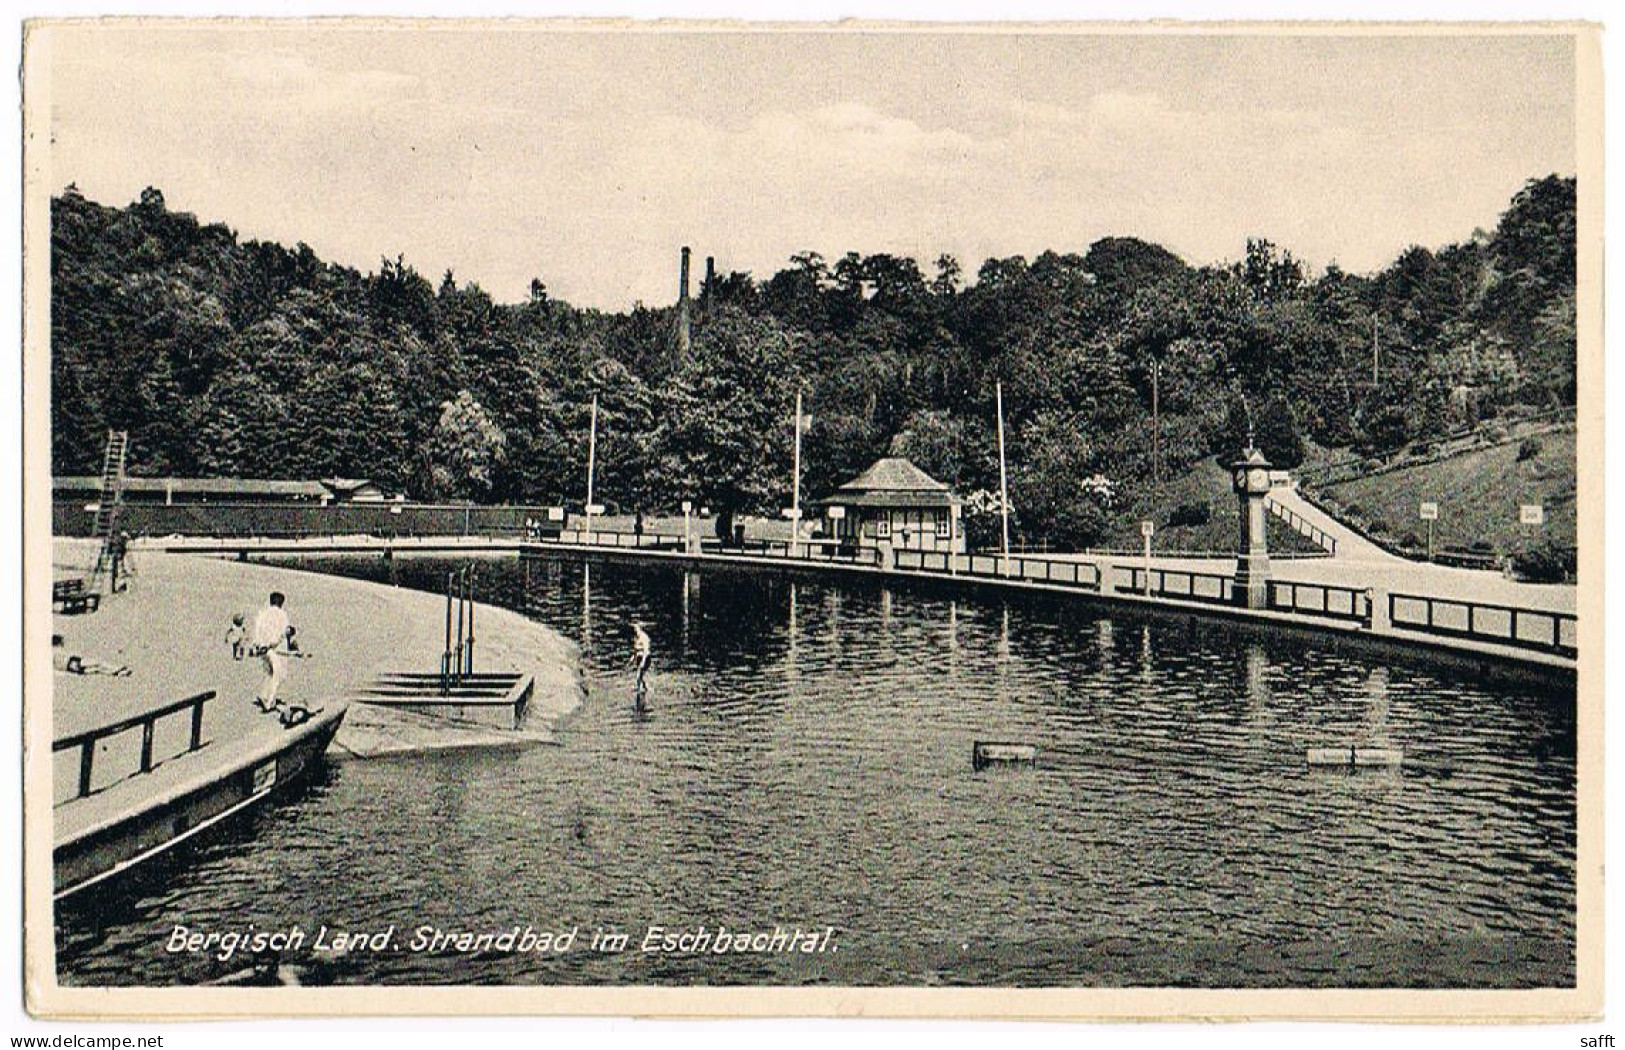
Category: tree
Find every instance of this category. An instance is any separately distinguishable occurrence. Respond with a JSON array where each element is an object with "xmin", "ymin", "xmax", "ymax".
[
  {"xmin": 428, "ymin": 390, "xmax": 506, "ymax": 501},
  {"xmin": 653, "ymin": 308, "xmax": 803, "ymax": 538}
]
